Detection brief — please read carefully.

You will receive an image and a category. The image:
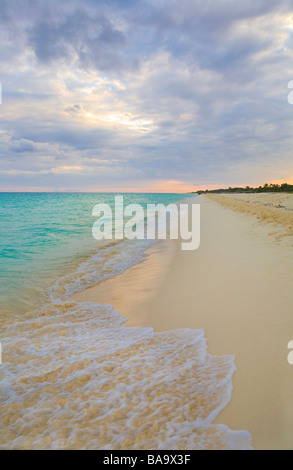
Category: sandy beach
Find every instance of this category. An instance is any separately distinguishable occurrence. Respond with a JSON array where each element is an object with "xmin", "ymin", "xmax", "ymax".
[{"xmin": 73, "ymin": 193, "xmax": 293, "ymax": 450}]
